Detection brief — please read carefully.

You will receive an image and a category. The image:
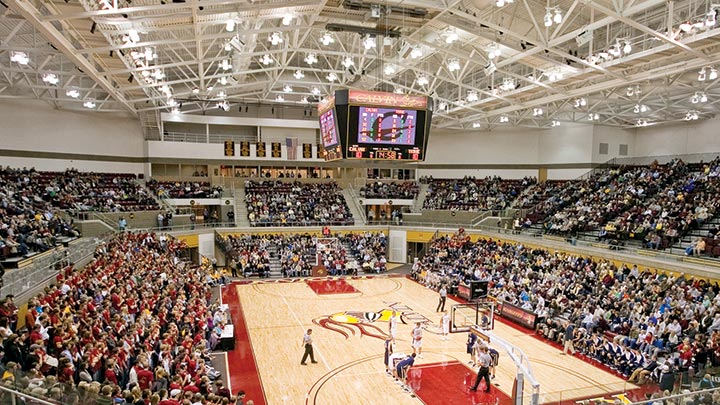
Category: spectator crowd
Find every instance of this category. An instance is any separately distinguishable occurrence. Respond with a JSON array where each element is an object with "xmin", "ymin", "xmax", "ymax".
[
  {"xmin": 422, "ymin": 176, "xmax": 535, "ymax": 211},
  {"xmin": 244, "ymin": 181, "xmax": 354, "ymax": 227},
  {"xmin": 418, "ymin": 229, "xmax": 720, "ymax": 391},
  {"xmin": 147, "ymin": 180, "xmax": 223, "ymax": 200},
  {"xmin": 359, "ymin": 182, "xmax": 419, "ymax": 200},
  {"xmin": 0, "ymin": 232, "xmax": 242, "ymax": 405}
]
